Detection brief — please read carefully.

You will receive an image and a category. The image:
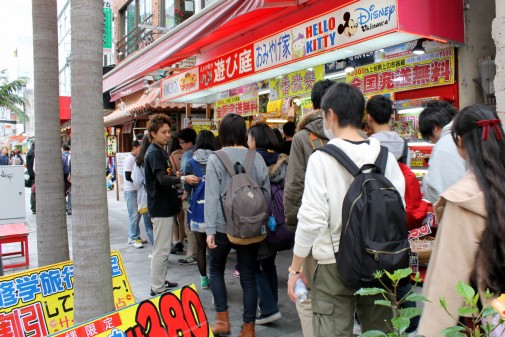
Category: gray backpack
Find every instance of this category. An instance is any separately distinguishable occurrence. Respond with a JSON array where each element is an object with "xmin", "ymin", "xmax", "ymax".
[{"xmin": 214, "ymin": 150, "xmax": 268, "ymax": 245}]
